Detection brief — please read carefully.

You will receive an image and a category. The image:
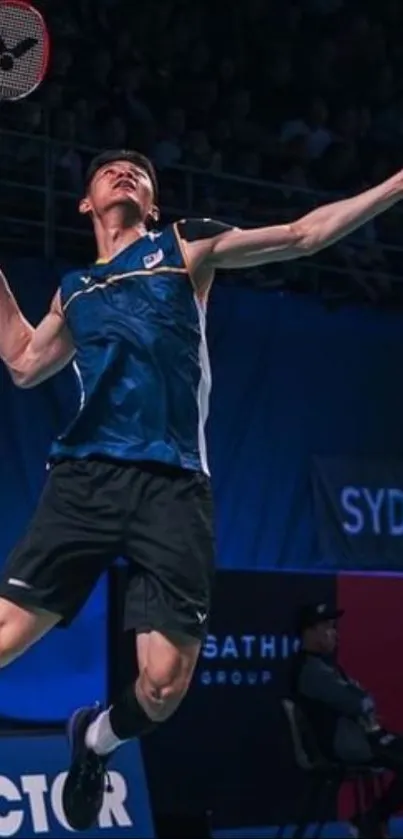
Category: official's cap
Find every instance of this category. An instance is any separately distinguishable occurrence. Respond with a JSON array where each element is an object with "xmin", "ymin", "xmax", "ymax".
[{"xmin": 296, "ymin": 602, "xmax": 344, "ymax": 634}]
